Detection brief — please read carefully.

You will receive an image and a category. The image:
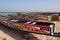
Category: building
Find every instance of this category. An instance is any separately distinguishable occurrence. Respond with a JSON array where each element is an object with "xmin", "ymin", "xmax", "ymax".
[{"xmin": 37, "ymin": 12, "xmax": 60, "ymax": 22}]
